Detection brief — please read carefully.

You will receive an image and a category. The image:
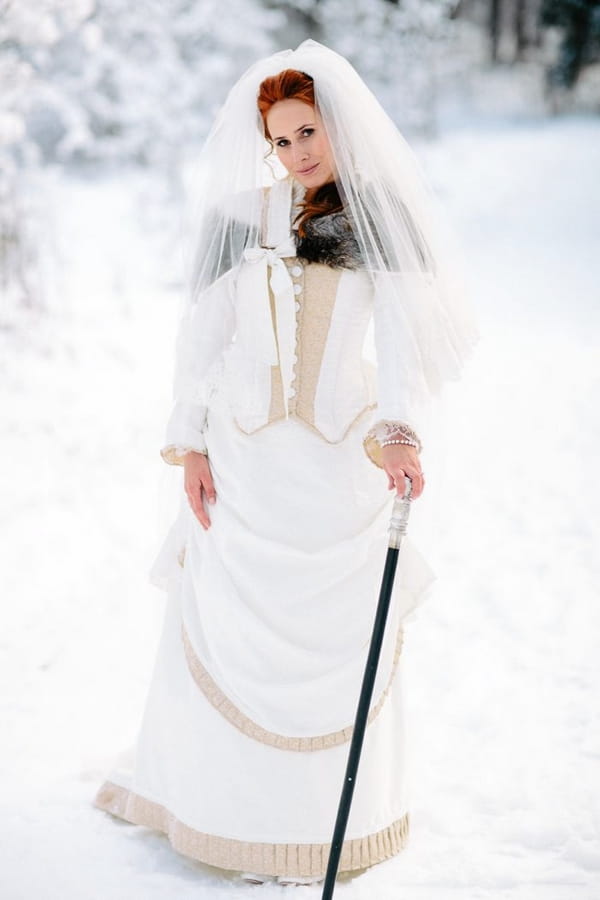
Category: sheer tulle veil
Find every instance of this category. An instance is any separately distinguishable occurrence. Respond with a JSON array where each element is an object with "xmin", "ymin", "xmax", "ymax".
[
  {"xmin": 177, "ymin": 38, "xmax": 480, "ymax": 411},
  {"xmin": 154, "ymin": 39, "xmax": 481, "ymax": 580}
]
